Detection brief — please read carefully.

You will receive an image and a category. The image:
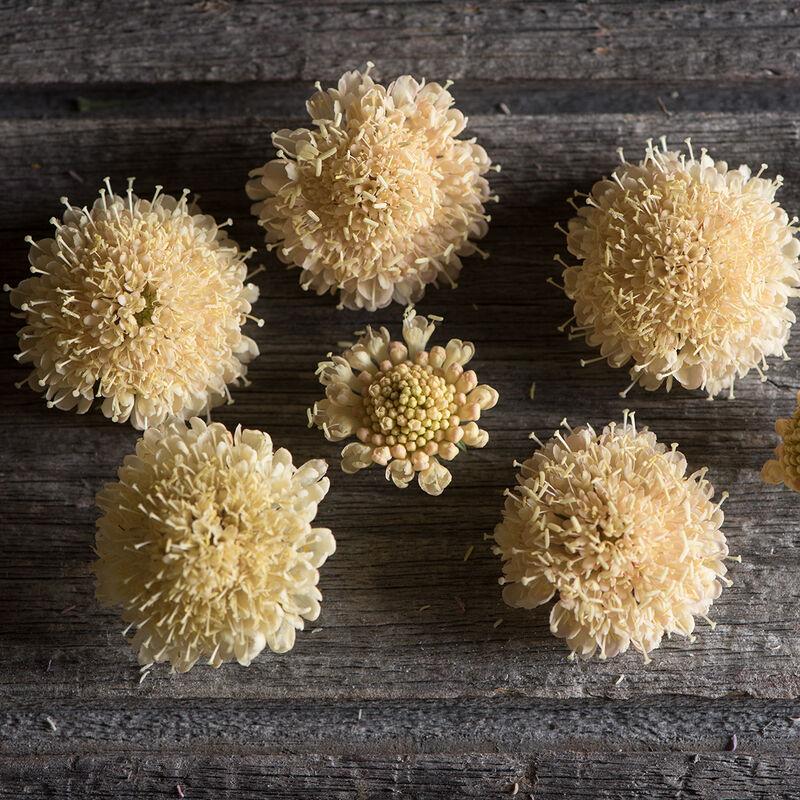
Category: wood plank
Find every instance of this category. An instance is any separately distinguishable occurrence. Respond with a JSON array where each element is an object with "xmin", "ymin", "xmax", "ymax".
[
  {"xmin": 3, "ymin": 698, "xmax": 799, "ymax": 755},
  {"xmin": 2, "ymin": 109, "xmax": 800, "ymax": 704},
  {"xmin": 6, "ymin": 79, "xmax": 800, "ymax": 124},
  {"xmin": 2, "ymin": 752, "xmax": 800, "ymax": 799},
  {"xmin": 2, "ymin": 1, "xmax": 800, "ymax": 86}
]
